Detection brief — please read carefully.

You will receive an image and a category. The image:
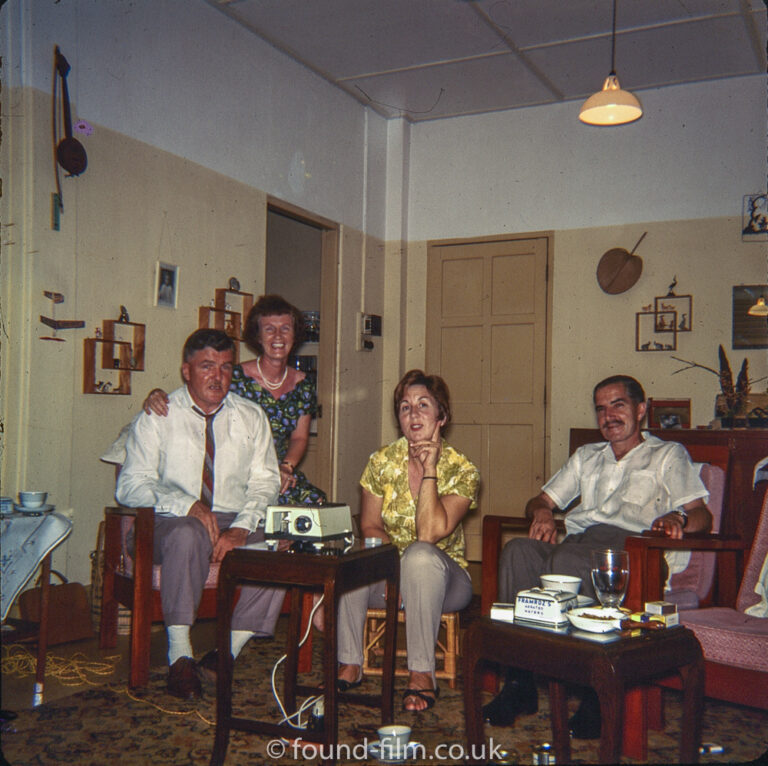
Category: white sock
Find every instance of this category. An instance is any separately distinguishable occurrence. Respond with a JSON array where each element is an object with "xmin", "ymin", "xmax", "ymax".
[
  {"xmin": 167, "ymin": 625, "xmax": 193, "ymax": 665},
  {"xmin": 231, "ymin": 629, "xmax": 255, "ymax": 659}
]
